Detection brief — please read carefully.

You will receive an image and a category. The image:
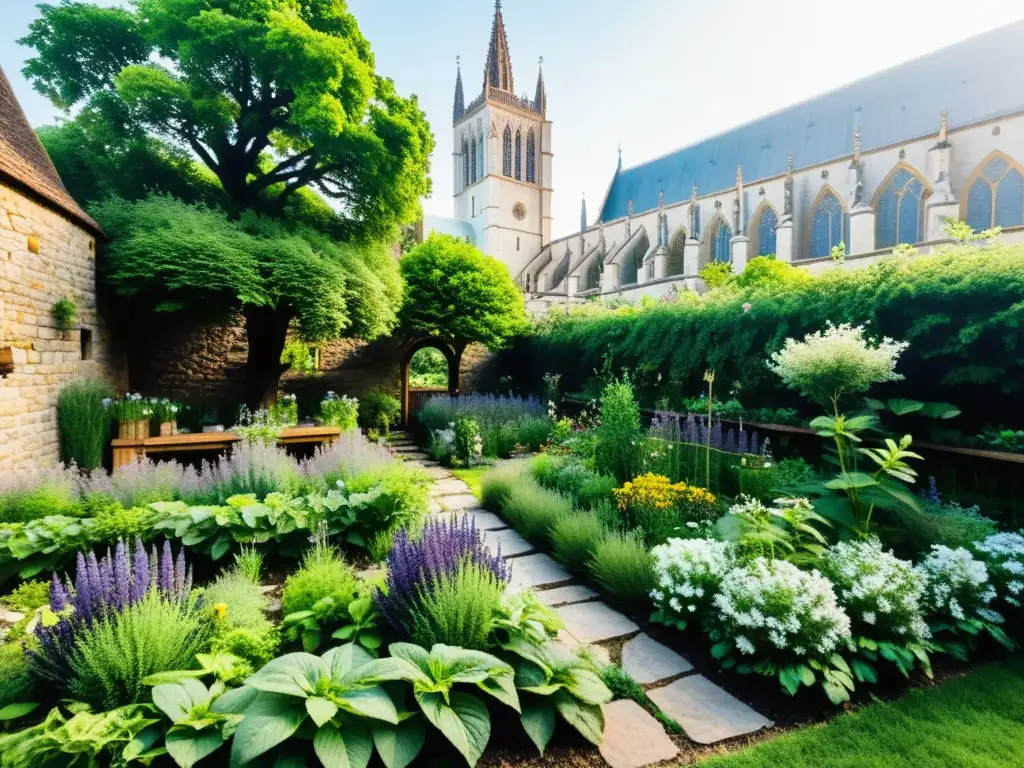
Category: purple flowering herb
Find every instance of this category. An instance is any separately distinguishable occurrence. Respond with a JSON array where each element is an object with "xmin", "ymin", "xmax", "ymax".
[
  {"xmin": 376, "ymin": 516, "xmax": 510, "ymax": 637},
  {"xmin": 131, "ymin": 538, "xmax": 150, "ymax": 602},
  {"xmin": 928, "ymin": 476, "xmax": 941, "ymax": 504},
  {"xmin": 174, "ymin": 547, "xmax": 186, "ymax": 601},
  {"xmin": 149, "ymin": 544, "xmax": 159, "ymax": 588},
  {"xmin": 112, "ymin": 541, "xmax": 130, "ymax": 610},
  {"xmin": 49, "ymin": 572, "xmax": 66, "ymax": 613},
  {"xmin": 160, "ymin": 540, "xmax": 173, "ymax": 595}
]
